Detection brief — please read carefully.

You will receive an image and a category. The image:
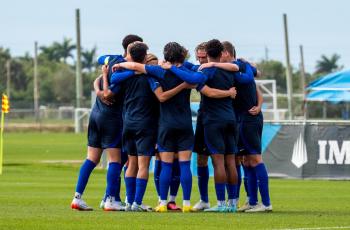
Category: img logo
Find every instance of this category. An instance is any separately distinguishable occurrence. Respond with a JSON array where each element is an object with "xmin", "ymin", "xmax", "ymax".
[
  {"xmin": 291, "ymin": 133, "xmax": 308, "ymax": 168},
  {"xmin": 318, "ymin": 140, "xmax": 350, "ymax": 165}
]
